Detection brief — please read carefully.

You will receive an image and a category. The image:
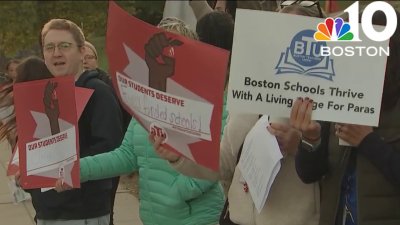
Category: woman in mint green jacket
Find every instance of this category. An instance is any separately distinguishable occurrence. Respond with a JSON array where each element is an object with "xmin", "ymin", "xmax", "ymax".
[
  {"xmin": 79, "ymin": 118, "xmax": 224, "ymax": 225},
  {"xmin": 78, "ymin": 92, "xmax": 228, "ymax": 225},
  {"xmin": 77, "ymin": 17, "xmax": 226, "ymax": 225},
  {"xmin": 78, "ymin": 91, "xmax": 228, "ymax": 225}
]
